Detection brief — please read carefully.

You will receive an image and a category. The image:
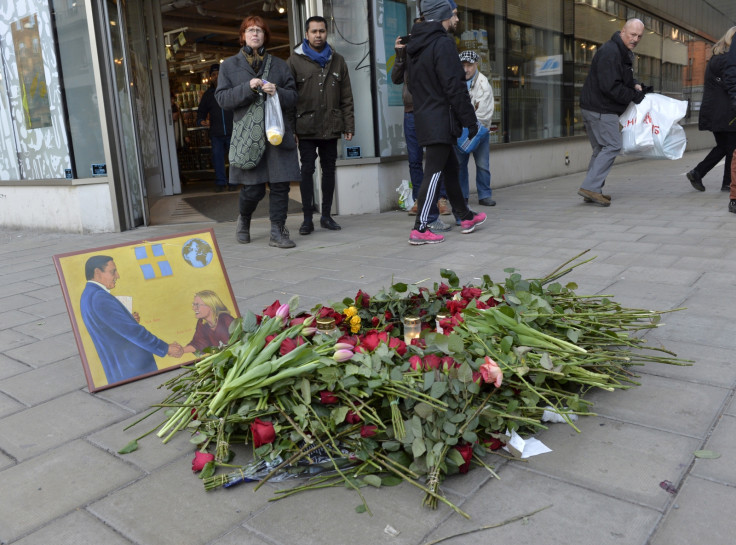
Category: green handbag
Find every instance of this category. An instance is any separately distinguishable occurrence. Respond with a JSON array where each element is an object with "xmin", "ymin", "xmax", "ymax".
[{"xmin": 229, "ymin": 55, "xmax": 271, "ymax": 170}]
